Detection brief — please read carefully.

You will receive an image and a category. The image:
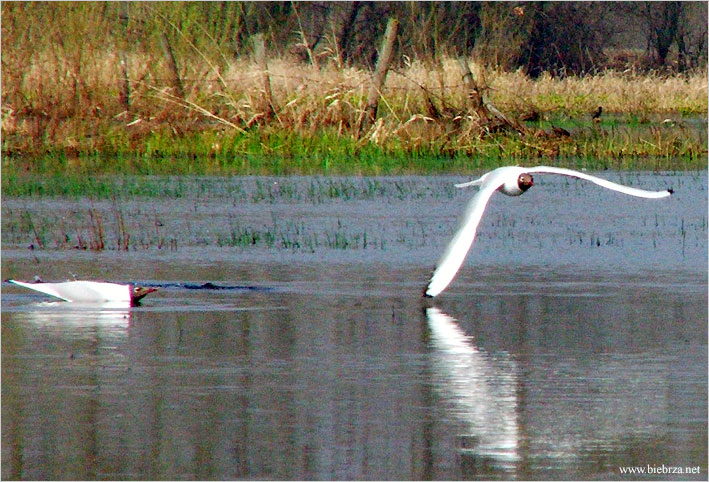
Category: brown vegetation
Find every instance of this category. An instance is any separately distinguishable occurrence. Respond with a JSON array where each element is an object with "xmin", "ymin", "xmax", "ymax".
[{"xmin": 1, "ymin": 2, "xmax": 706, "ymax": 172}]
